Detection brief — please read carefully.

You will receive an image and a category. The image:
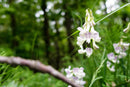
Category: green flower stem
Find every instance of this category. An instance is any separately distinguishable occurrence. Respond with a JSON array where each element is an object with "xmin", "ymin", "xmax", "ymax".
[
  {"xmin": 69, "ymin": 3, "xmax": 130, "ymax": 37},
  {"xmin": 96, "ymin": 3, "xmax": 130, "ymax": 24},
  {"xmin": 89, "ymin": 58, "xmax": 107, "ymax": 87}
]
